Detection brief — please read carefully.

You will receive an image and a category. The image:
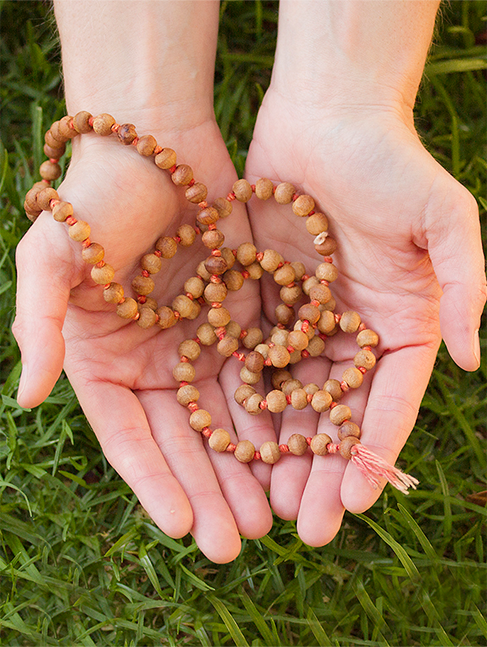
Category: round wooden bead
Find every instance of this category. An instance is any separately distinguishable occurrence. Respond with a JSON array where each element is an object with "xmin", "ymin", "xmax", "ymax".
[
  {"xmin": 291, "ymin": 388, "xmax": 308, "ymax": 410},
  {"xmin": 234, "ymin": 440, "xmax": 255, "ymax": 463},
  {"xmin": 137, "ymin": 135, "xmax": 157, "ymax": 156},
  {"xmin": 337, "ymin": 421, "xmax": 361, "ymax": 441},
  {"xmin": 233, "ymin": 179, "xmax": 253, "ymax": 202},
  {"xmin": 315, "ymin": 237, "xmax": 337, "ymax": 256},
  {"xmin": 172, "ymin": 295, "xmax": 195, "ymax": 318},
  {"xmin": 274, "ymin": 182, "xmax": 295, "ymax": 204},
  {"xmin": 189, "ymin": 300, "xmax": 201, "ymax": 321},
  {"xmin": 310, "ymin": 433, "xmax": 332, "ymax": 456},
  {"xmin": 156, "ymin": 236, "xmax": 178, "ymax": 258},
  {"xmin": 234, "ymin": 384, "xmax": 256, "ymax": 405},
  {"xmin": 255, "ymin": 178, "xmax": 274, "ymax": 200},
  {"xmin": 322, "ymin": 297, "xmax": 337, "ymax": 313},
  {"xmin": 294, "ymin": 319, "xmax": 315, "ymax": 339},
  {"xmin": 92, "ymin": 113, "xmax": 115, "ymax": 135},
  {"xmin": 155, "ymin": 148, "xmax": 177, "ymax": 169},
  {"xmin": 288, "ymin": 330, "xmax": 309, "ymax": 352},
  {"xmin": 73, "ymin": 111, "xmax": 93, "ymax": 134},
  {"xmin": 298, "ymin": 303, "xmax": 320, "ymax": 324},
  {"xmin": 82, "ymin": 243, "xmax": 104, "ymax": 264},
  {"xmin": 156, "ymin": 306, "xmax": 177, "ymax": 329},
  {"xmin": 185, "ymin": 182, "xmax": 208, "ymax": 204},
  {"xmin": 209, "ymin": 429, "xmax": 231, "ymax": 452},
  {"xmin": 132, "ymin": 275, "xmax": 155, "ymax": 296},
  {"xmin": 280, "ymin": 285, "xmax": 302, "ymax": 305},
  {"xmin": 268, "ymin": 345, "xmax": 290, "ymax": 368},
  {"xmin": 197, "ymin": 262, "xmax": 213, "ymax": 282},
  {"xmin": 274, "ymin": 264, "xmax": 295, "ymax": 286},
  {"xmin": 144, "ymin": 297, "xmax": 158, "ymax": 310},
  {"xmin": 36, "ymin": 187, "xmax": 59, "ymax": 211},
  {"xmin": 292, "ymin": 194, "xmax": 314, "ymax": 217},
  {"xmin": 306, "ymin": 213, "xmax": 328, "ymax": 235},
  {"xmin": 281, "ymin": 379, "xmax": 302, "ymax": 396},
  {"xmin": 245, "ymin": 351, "xmax": 265, "ymax": 373},
  {"xmin": 190, "ymin": 409, "xmax": 211, "ymax": 431},
  {"xmin": 310, "ymin": 390, "xmax": 332, "ymax": 412},
  {"xmin": 223, "ymin": 270, "xmax": 244, "ymax": 292},
  {"xmin": 323, "ymin": 379, "xmax": 343, "ymax": 401},
  {"xmin": 260, "ymin": 441, "xmax": 281, "ymax": 464},
  {"xmin": 315, "ymin": 262, "xmax": 339, "ymax": 282},
  {"xmin": 317, "ymin": 310, "xmax": 336, "ymax": 334},
  {"xmin": 271, "ymin": 369, "xmax": 292, "ymax": 389},
  {"xmin": 356, "ymin": 329, "xmax": 380, "ymax": 348},
  {"xmin": 242, "ymin": 328, "xmax": 263, "ymax": 349},
  {"xmin": 117, "ymin": 123, "xmax": 137, "ymax": 145},
  {"xmin": 236, "ymin": 242, "xmax": 257, "ymax": 266},
  {"xmin": 354, "ymin": 349, "xmax": 376, "ymax": 370},
  {"xmin": 116, "ymin": 297, "xmax": 138, "ymax": 319},
  {"xmin": 171, "ymin": 164, "xmax": 193, "ymax": 186},
  {"xmin": 39, "ymin": 160, "xmax": 61, "ymax": 181},
  {"xmin": 91, "ymin": 263, "xmax": 115, "ymax": 285},
  {"xmin": 176, "ymin": 224, "xmax": 196, "ymax": 247},
  {"xmin": 226, "ymin": 320, "xmax": 242, "ymax": 338},
  {"xmin": 178, "ymin": 339, "xmax": 201, "ymax": 361},
  {"xmin": 339, "ymin": 436, "xmax": 361, "ymax": 459},
  {"xmin": 58, "ymin": 116, "xmax": 77, "ymax": 139},
  {"xmin": 202, "ymin": 229, "xmax": 225, "ymax": 249},
  {"xmin": 173, "ymin": 362, "xmax": 196, "ymax": 383},
  {"xmin": 240, "ymin": 366, "xmax": 261, "ymax": 385},
  {"xmin": 340, "ymin": 311, "xmax": 361, "ymax": 334},
  {"xmin": 309, "ymin": 284, "xmax": 332, "ymax": 304},
  {"xmin": 24, "ymin": 182, "xmax": 47, "ymax": 210},
  {"xmin": 329, "ymin": 404, "xmax": 352, "ymax": 426},
  {"xmin": 68, "ymin": 220, "xmax": 90, "ymax": 242},
  {"xmin": 260, "ymin": 249, "xmax": 284, "ymax": 273},
  {"xmin": 213, "ymin": 197, "xmax": 232, "ymax": 218},
  {"xmin": 271, "ymin": 329, "xmax": 289, "ymax": 347},
  {"xmin": 177, "ymin": 384, "xmax": 200, "ymax": 406},
  {"xmin": 51, "ymin": 200, "xmax": 73, "ymax": 222},
  {"xmin": 302, "ymin": 276, "xmax": 319, "ymax": 295},
  {"xmin": 342, "ymin": 367, "xmax": 364, "ymax": 389},
  {"xmin": 103, "ymin": 282, "xmax": 124, "ymax": 304},
  {"xmin": 141, "ymin": 253, "xmax": 162, "ymax": 274},
  {"xmin": 290, "ymin": 261, "xmax": 306, "ymax": 280},
  {"xmin": 196, "ymin": 323, "xmax": 217, "ymax": 345},
  {"xmin": 207, "ymin": 306, "xmax": 231, "ymax": 327},
  {"xmin": 289, "ymin": 349, "xmax": 302, "ymax": 365},
  {"xmin": 197, "ymin": 207, "xmax": 219, "ymax": 226},
  {"xmin": 266, "ymin": 389, "xmax": 287, "ymax": 413},
  {"xmin": 275, "ymin": 304, "xmax": 294, "ymax": 326},
  {"xmin": 220, "ymin": 247, "xmax": 236, "ymax": 270},
  {"xmin": 204, "ymin": 256, "xmax": 228, "ymax": 276},
  {"xmin": 217, "ymin": 335, "xmax": 239, "ymax": 357},
  {"xmin": 288, "ymin": 433, "xmax": 308, "ymax": 456},
  {"xmin": 137, "ymin": 306, "xmax": 158, "ymax": 329},
  {"xmin": 307, "ymin": 336, "xmax": 326, "ymax": 357},
  {"xmin": 204, "ymin": 282, "xmax": 227, "ymax": 303},
  {"xmin": 245, "ymin": 393, "xmax": 264, "ymax": 415},
  {"xmin": 44, "ymin": 142, "xmax": 65, "ymax": 158},
  {"xmin": 246, "ymin": 262, "xmax": 264, "ymax": 280}
]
